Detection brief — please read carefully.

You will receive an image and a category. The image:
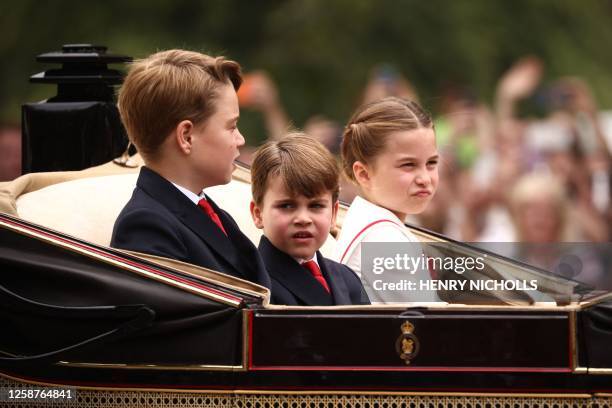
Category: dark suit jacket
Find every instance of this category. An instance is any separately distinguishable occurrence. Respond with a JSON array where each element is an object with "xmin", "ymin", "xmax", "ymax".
[
  {"xmin": 111, "ymin": 166, "xmax": 270, "ymax": 288},
  {"xmin": 258, "ymin": 236, "xmax": 369, "ymax": 306}
]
